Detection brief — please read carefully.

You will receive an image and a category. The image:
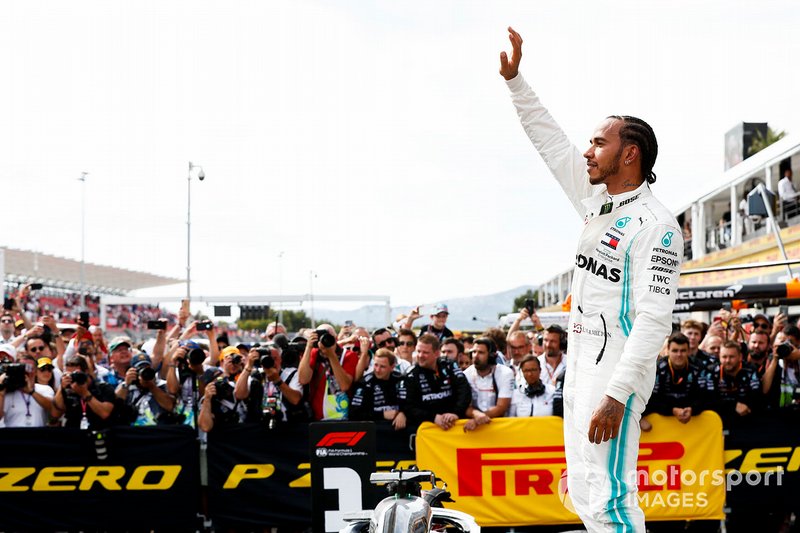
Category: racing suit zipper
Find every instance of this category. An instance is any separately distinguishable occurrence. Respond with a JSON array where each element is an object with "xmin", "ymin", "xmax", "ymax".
[{"xmin": 578, "ymin": 305, "xmax": 607, "ymax": 365}]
